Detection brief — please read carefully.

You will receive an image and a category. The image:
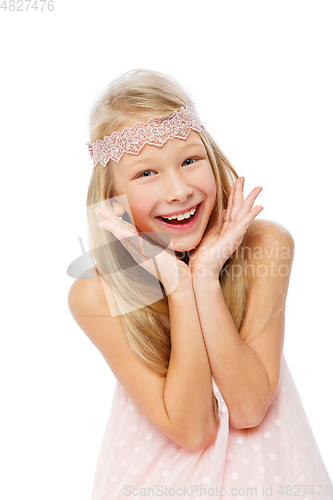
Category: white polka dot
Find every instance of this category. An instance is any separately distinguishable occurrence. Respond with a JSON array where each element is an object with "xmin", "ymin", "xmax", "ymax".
[
  {"xmin": 295, "ymin": 451, "xmax": 301, "ymax": 459},
  {"xmin": 299, "ymin": 475, "xmax": 306, "ymax": 482},
  {"xmin": 269, "ymin": 453, "xmax": 277, "ymax": 460},
  {"xmin": 144, "ymin": 475, "xmax": 152, "ymax": 482},
  {"xmin": 134, "ymin": 446, "xmax": 140, "ymax": 454},
  {"xmin": 131, "ymin": 426, "xmax": 138, "ymax": 432},
  {"xmin": 280, "ymin": 441, "xmax": 286, "ymax": 448},
  {"xmin": 157, "ymin": 461, "xmax": 164, "ymax": 468},
  {"xmin": 242, "ymin": 458, "xmax": 249, "ymax": 465},
  {"xmin": 286, "ymin": 407, "xmax": 292, "ymax": 414},
  {"xmin": 132, "ymin": 469, "xmax": 139, "ymax": 475},
  {"xmin": 231, "ymin": 473, "xmax": 239, "ymax": 479},
  {"xmin": 111, "ymin": 475, "xmax": 117, "ymax": 482},
  {"xmin": 274, "ymin": 419, "xmax": 281, "ymax": 426},
  {"xmin": 146, "ymin": 433, "xmax": 152, "ymax": 440},
  {"xmin": 281, "ymin": 385, "xmax": 287, "ymax": 393},
  {"xmin": 248, "ymin": 480, "xmax": 255, "ymax": 487},
  {"xmin": 119, "ymin": 399, "xmax": 125, "ymax": 406},
  {"xmin": 146, "ymin": 454, "xmax": 152, "ymax": 461},
  {"xmin": 274, "ymin": 476, "xmax": 282, "ymax": 483},
  {"xmin": 202, "ymin": 476, "xmax": 210, "ymax": 484},
  {"xmin": 264, "ymin": 432, "xmax": 271, "ymax": 438},
  {"xmin": 227, "ymin": 453, "xmax": 233, "ymax": 460},
  {"xmin": 122, "ymin": 461, "xmax": 128, "ymax": 467},
  {"xmin": 237, "ymin": 437, "xmax": 244, "ymax": 444},
  {"xmin": 252, "ymin": 445, "xmax": 259, "ymax": 451},
  {"xmin": 293, "ymin": 397, "xmax": 299, "ymax": 404},
  {"xmin": 129, "ymin": 404, "xmax": 135, "ymax": 411},
  {"xmin": 119, "ymin": 440, "xmax": 126, "ymax": 447},
  {"xmin": 171, "ymin": 448, "xmax": 178, "ymax": 455},
  {"xmin": 259, "ymin": 467, "xmax": 266, "ymax": 473},
  {"xmin": 162, "ymin": 470, "xmax": 170, "ymax": 477}
]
